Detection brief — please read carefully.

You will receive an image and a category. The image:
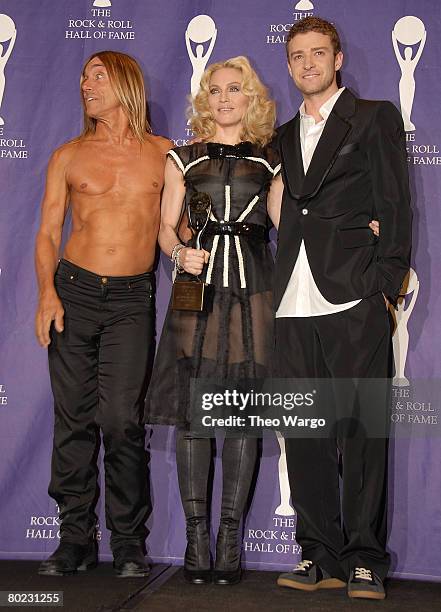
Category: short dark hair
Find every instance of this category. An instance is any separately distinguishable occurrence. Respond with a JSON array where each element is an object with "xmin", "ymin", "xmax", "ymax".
[{"xmin": 286, "ymin": 16, "xmax": 342, "ymax": 58}]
